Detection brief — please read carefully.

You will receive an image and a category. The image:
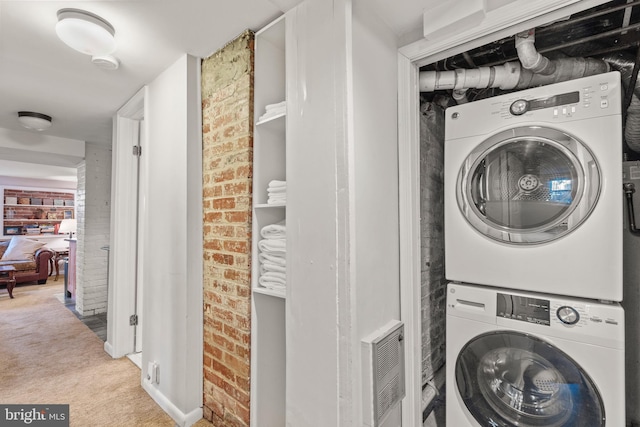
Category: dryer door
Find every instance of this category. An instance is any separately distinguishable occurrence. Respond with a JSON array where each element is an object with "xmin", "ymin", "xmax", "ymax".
[
  {"xmin": 455, "ymin": 330, "xmax": 604, "ymax": 427},
  {"xmin": 457, "ymin": 126, "xmax": 600, "ymax": 244}
]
